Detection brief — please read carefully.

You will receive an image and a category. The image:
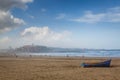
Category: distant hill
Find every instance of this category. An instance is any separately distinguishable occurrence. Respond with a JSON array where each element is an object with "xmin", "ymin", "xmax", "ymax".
[
  {"xmin": 15, "ymin": 45, "xmax": 52, "ymax": 53},
  {"xmin": 15, "ymin": 45, "xmax": 85, "ymax": 53}
]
